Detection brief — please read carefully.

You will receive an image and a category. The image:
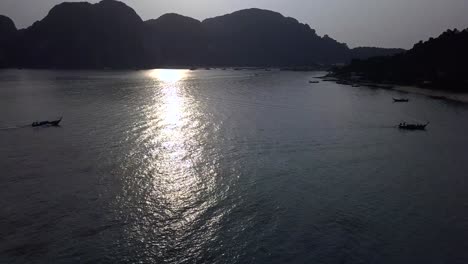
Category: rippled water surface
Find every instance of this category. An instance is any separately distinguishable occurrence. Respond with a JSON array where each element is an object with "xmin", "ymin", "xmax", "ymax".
[{"xmin": 1, "ymin": 69, "xmax": 468, "ymax": 263}]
